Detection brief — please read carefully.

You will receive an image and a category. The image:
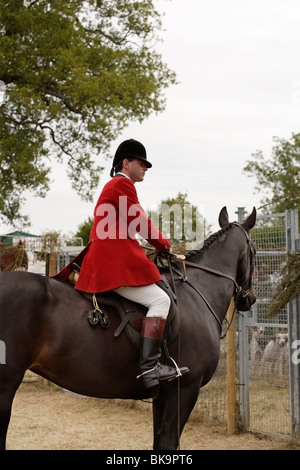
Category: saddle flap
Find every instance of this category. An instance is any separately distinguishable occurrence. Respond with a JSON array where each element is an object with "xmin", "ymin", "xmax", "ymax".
[{"xmin": 81, "ymin": 287, "xmax": 180, "ymax": 349}]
